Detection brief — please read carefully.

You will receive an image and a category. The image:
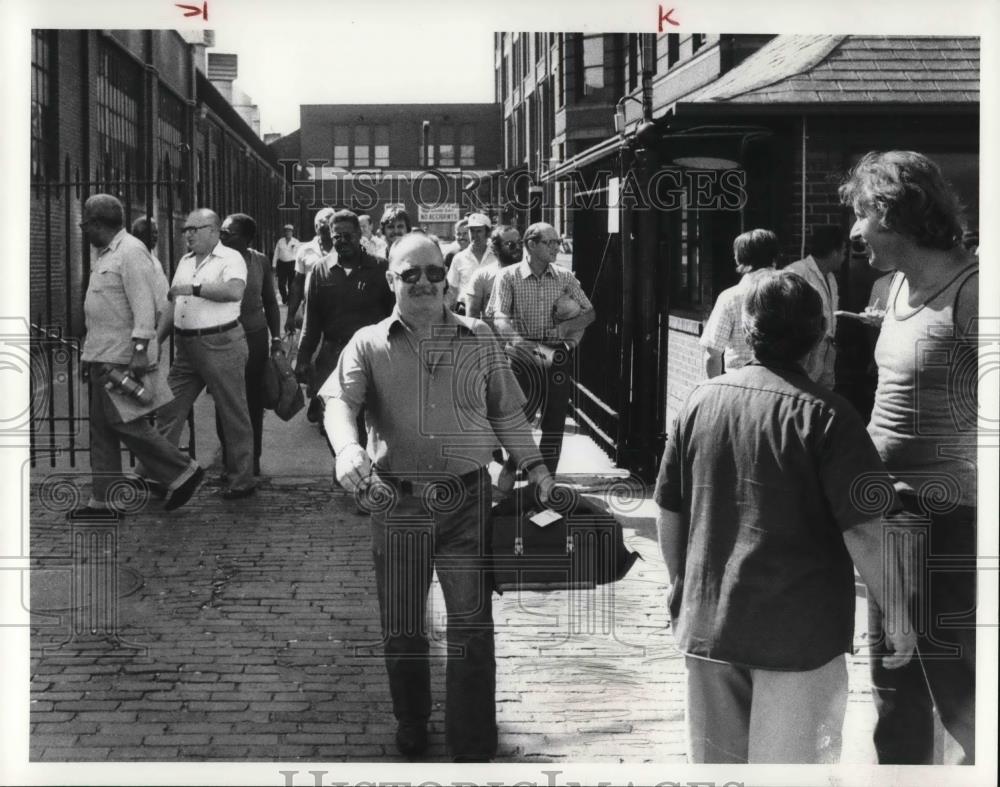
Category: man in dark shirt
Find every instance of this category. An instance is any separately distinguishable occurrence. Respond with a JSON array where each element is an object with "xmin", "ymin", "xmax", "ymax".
[
  {"xmin": 655, "ymin": 270, "xmax": 915, "ymax": 764},
  {"xmin": 295, "ymin": 209, "xmax": 394, "ymax": 427}
]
